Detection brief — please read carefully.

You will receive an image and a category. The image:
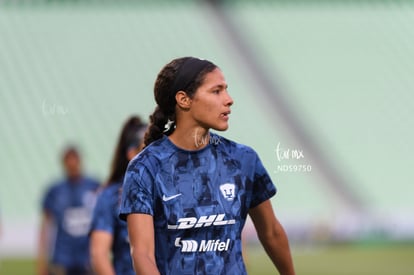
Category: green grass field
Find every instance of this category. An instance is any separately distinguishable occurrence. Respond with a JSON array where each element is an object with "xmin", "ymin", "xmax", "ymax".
[
  {"xmin": 247, "ymin": 243, "xmax": 414, "ymax": 275},
  {"xmin": 1, "ymin": 244, "xmax": 413, "ymax": 275}
]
